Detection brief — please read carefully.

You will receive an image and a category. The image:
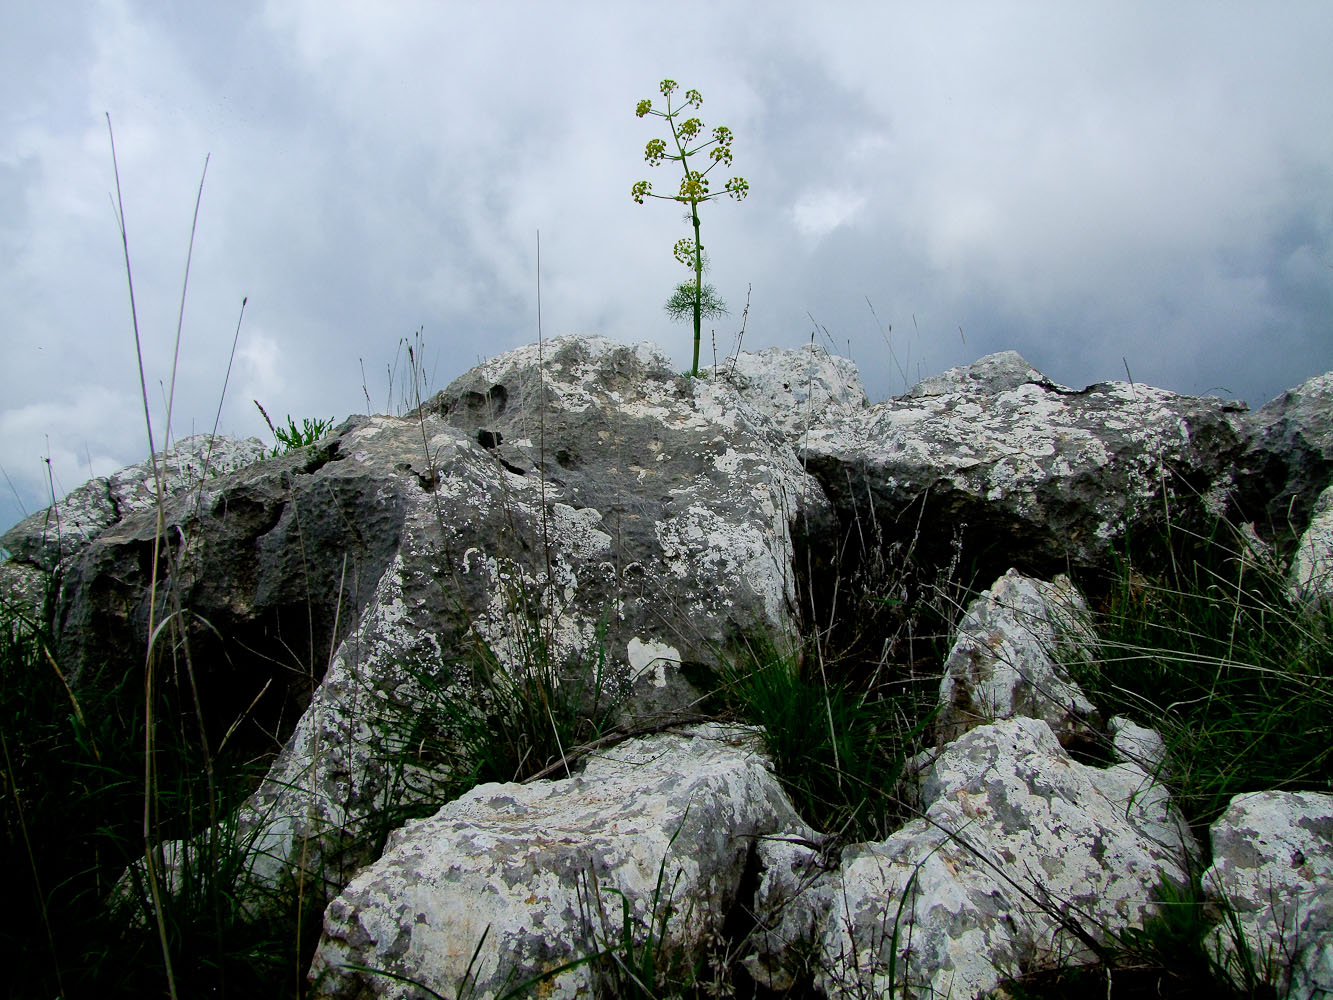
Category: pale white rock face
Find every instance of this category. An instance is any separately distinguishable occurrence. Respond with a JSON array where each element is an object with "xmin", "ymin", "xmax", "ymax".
[
  {"xmin": 1289, "ymin": 484, "xmax": 1333, "ymax": 606},
  {"xmin": 309, "ymin": 724, "xmax": 805, "ymax": 1000},
  {"xmin": 626, "ymin": 636, "xmax": 682, "ymax": 689},
  {"xmin": 936, "ymin": 569, "xmax": 1100, "ymax": 748},
  {"xmin": 722, "ymin": 344, "xmax": 869, "ymax": 446},
  {"xmin": 798, "ymin": 351, "xmax": 1248, "ymax": 568},
  {"xmin": 814, "ymin": 717, "xmax": 1197, "ymax": 1000},
  {"xmin": 1203, "ymin": 791, "xmax": 1333, "ymax": 1000},
  {"xmin": 1109, "ymin": 716, "xmax": 1171, "ymax": 777},
  {"xmin": 742, "ymin": 833, "xmax": 834, "ymax": 991}
]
